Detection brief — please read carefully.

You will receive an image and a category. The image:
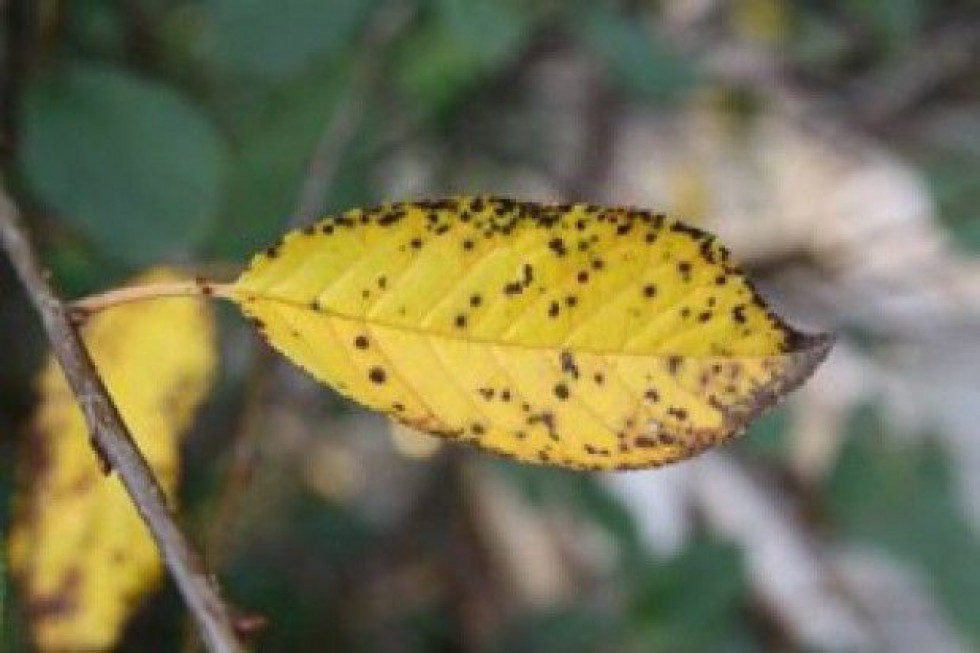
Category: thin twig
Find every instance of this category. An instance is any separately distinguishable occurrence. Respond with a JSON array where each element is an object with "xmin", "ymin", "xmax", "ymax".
[
  {"xmin": 290, "ymin": 0, "xmax": 414, "ymax": 226},
  {"xmin": 0, "ymin": 184, "xmax": 243, "ymax": 653}
]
